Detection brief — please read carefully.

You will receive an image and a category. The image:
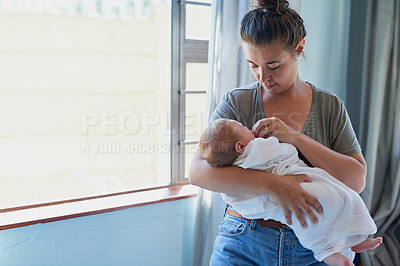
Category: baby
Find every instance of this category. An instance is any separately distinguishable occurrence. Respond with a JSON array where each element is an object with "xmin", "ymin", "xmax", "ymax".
[{"xmin": 199, "ymin": 118, "xmax": 382, "ymax": 265}]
